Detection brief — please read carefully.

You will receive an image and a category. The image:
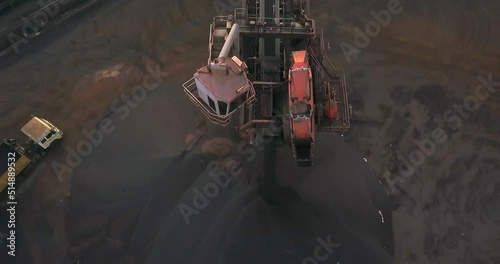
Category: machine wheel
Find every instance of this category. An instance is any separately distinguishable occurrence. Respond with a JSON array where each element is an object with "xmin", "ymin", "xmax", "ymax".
[{"xmin": 32, "ymin": 153, "xmax": 42, "ymax": 162}]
